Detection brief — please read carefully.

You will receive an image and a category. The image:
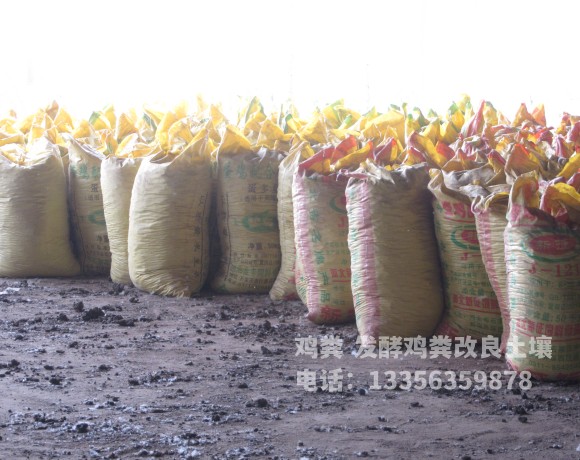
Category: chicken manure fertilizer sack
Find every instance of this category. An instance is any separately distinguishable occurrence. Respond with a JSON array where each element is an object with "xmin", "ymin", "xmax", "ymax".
[
  {"xmin": 101, "ymin": 135, "xmax": 160, "ymax": 285},
  {"xmin": 429, "ymin": 166, "xmax": 503, "ymax": 340},
  {"xmin": 293, "ymin": 137, "xmax": 359, "ymax": 325},
  {"xmin": 472, "ymin": 185, "xmax": 511, "ymax": 353},
  {"xmin": 0, "ymin": 139, "xmax": 80, "ymax": 277},
  {"xmin": 269, "ymin": 141, "xmax": 314, "ymax": 301},
  {"xmin": 504, "ymin": 172, "xmax": 580, "ymax": 380},
  {"xmin": 346, "ymin": 162, "xmax": 444, "ymax": 345},
  {"xmin": 210, "ymin": 125, "xmax": 283, "ymax": 294},
  {"xmin": 68, "ymin": 138, "xmax": 111, "ymax": 275},
  {"xmin": 128, "ymin": 131, "xmax": 213, "ymax": 297}
]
